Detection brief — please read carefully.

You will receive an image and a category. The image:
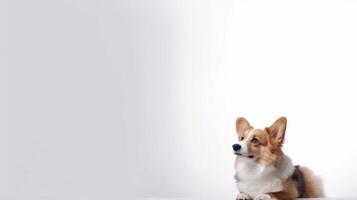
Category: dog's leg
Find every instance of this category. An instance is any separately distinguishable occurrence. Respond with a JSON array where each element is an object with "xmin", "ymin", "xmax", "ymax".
[
  {"xmin": 236, "ymin": 192, "xmax": 251, "ymax": 200},
  {"xmin": 254, "ymin": 194, "xmax": 274, "ymax": 200}
]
